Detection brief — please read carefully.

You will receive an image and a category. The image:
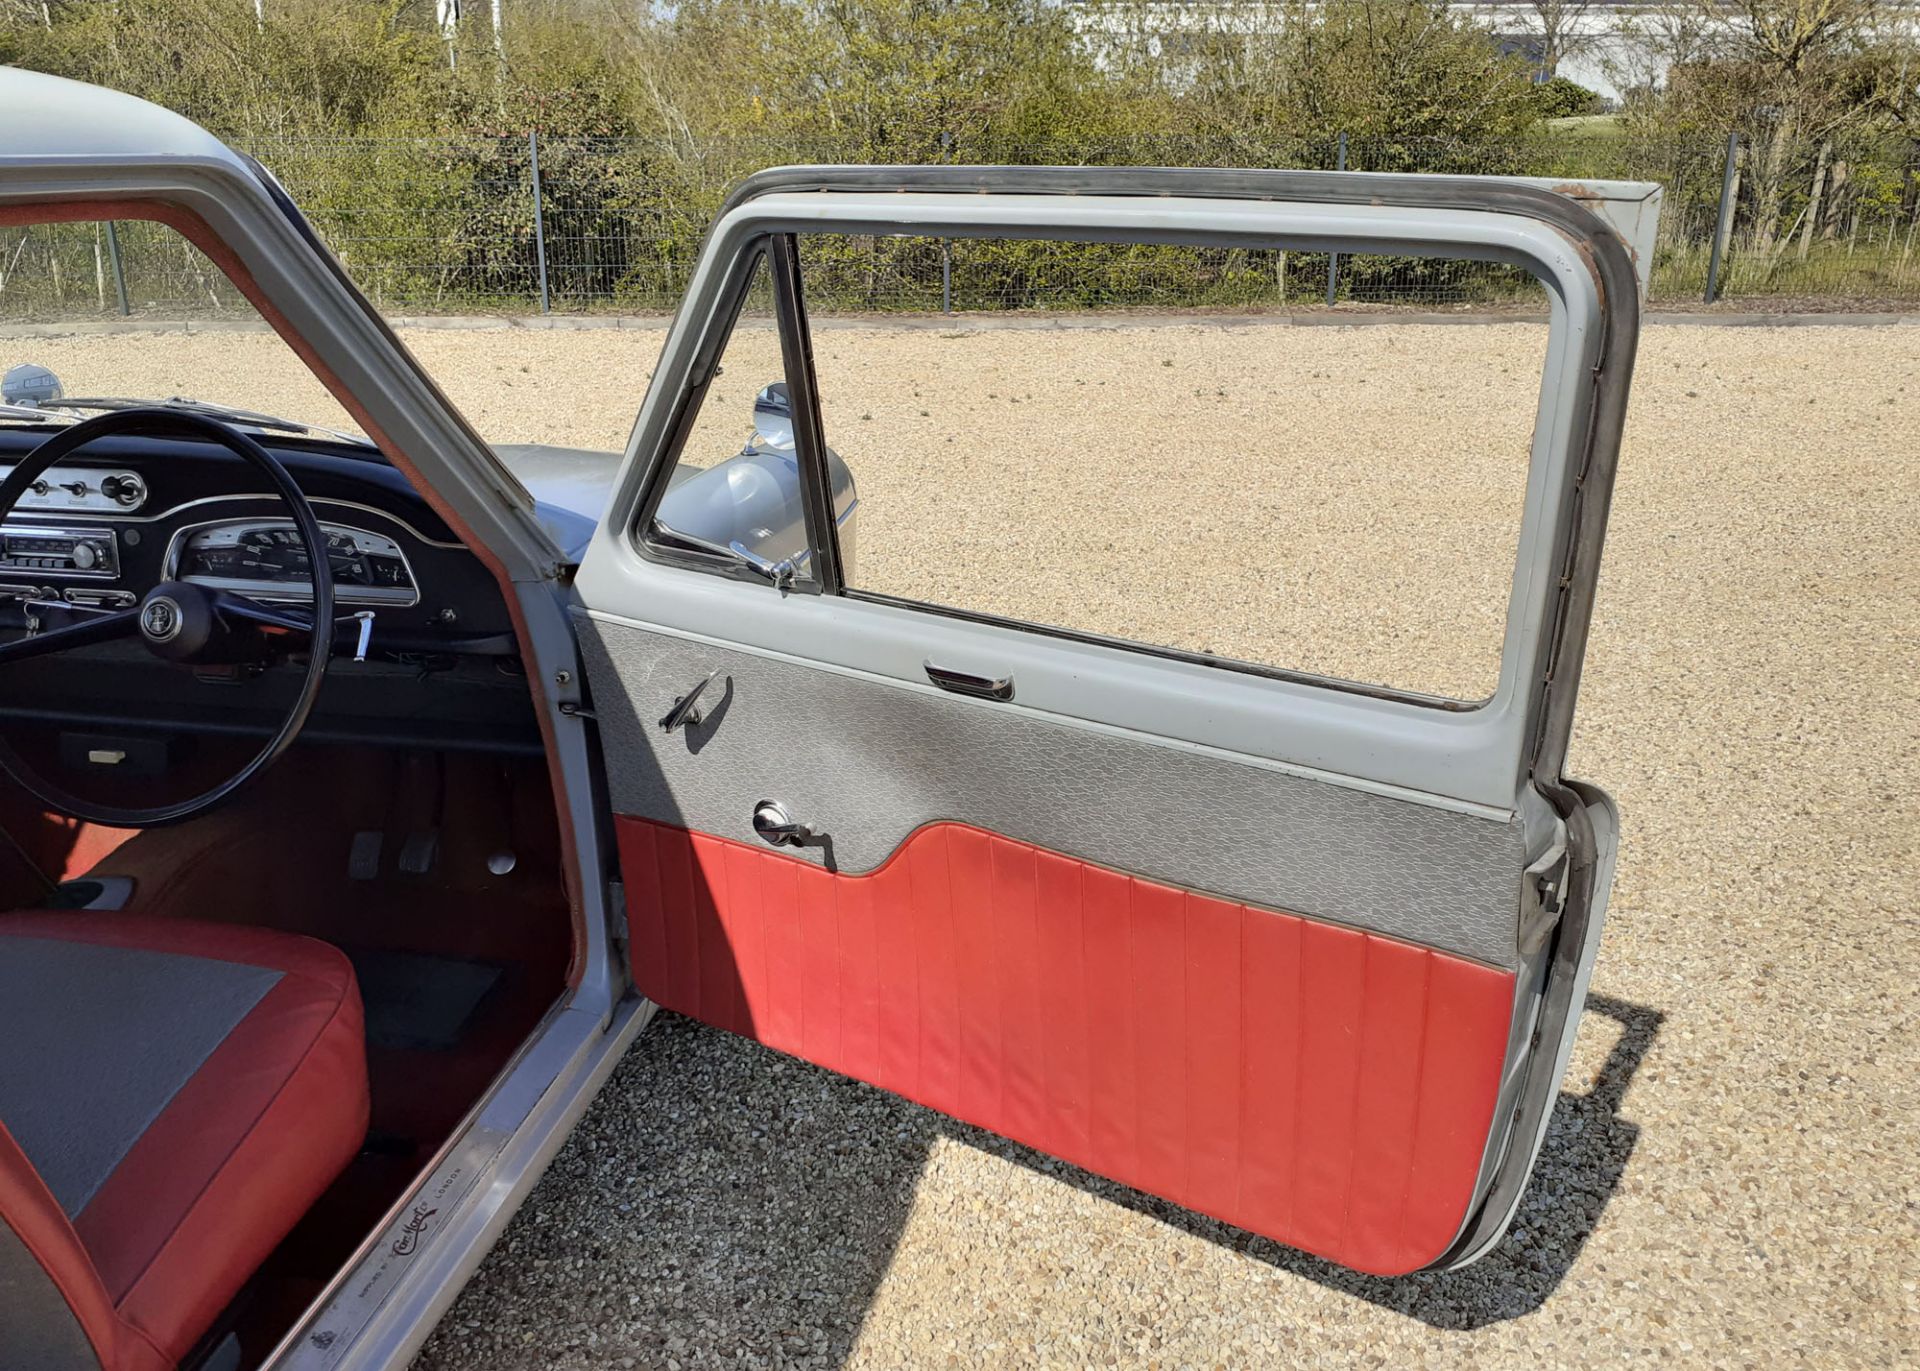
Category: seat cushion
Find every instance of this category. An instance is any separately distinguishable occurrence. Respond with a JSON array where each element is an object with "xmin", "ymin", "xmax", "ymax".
[{"xmin": 0, "ymin": 912, "xmax": 368, "ymax": 1369}]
